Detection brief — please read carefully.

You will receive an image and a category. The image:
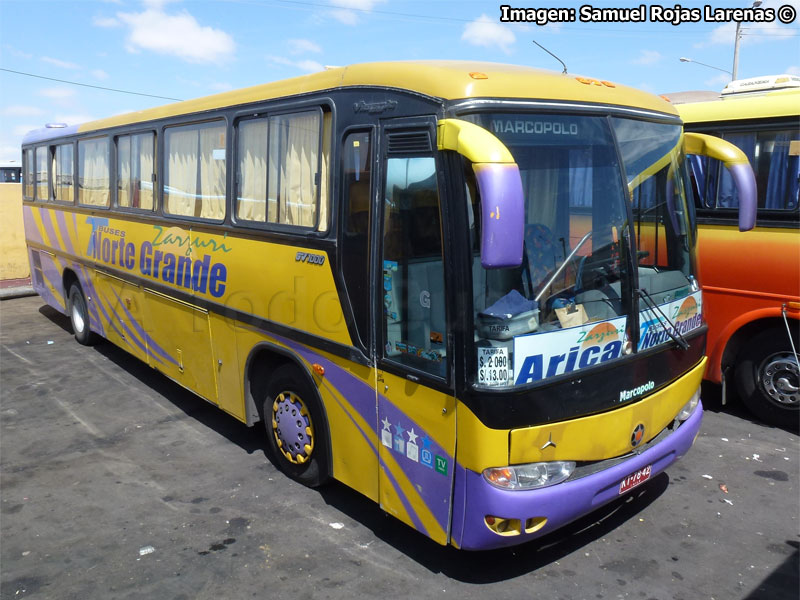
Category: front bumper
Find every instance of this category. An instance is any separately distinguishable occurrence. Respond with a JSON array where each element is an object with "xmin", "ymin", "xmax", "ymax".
[{"xmin": 451, "ymin": 400, "xmax": 703, "ymax": 550}]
